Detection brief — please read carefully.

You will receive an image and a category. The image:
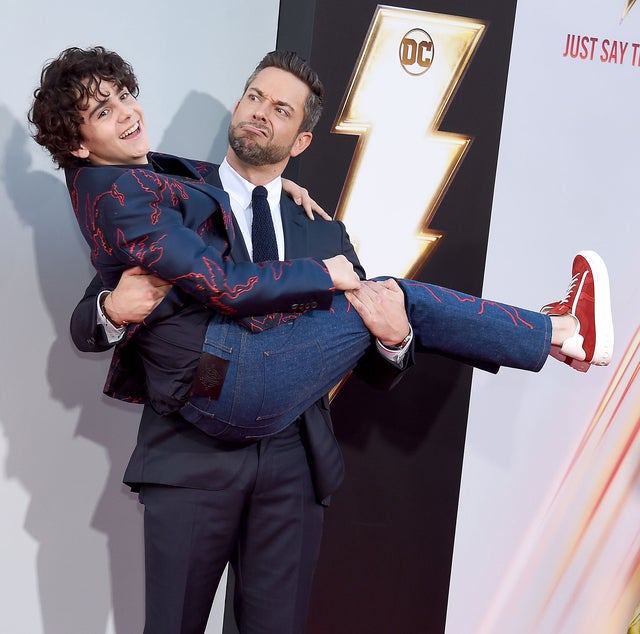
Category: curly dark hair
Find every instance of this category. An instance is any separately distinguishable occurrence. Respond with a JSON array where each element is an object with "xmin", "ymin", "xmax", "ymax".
[
  {"xmin": 29, "ymin": 46, "xmax": 139, "ymax": 169},
  {"xmin": 243, "ymin": 50, "xmax": 324, "ymax": 133}
]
